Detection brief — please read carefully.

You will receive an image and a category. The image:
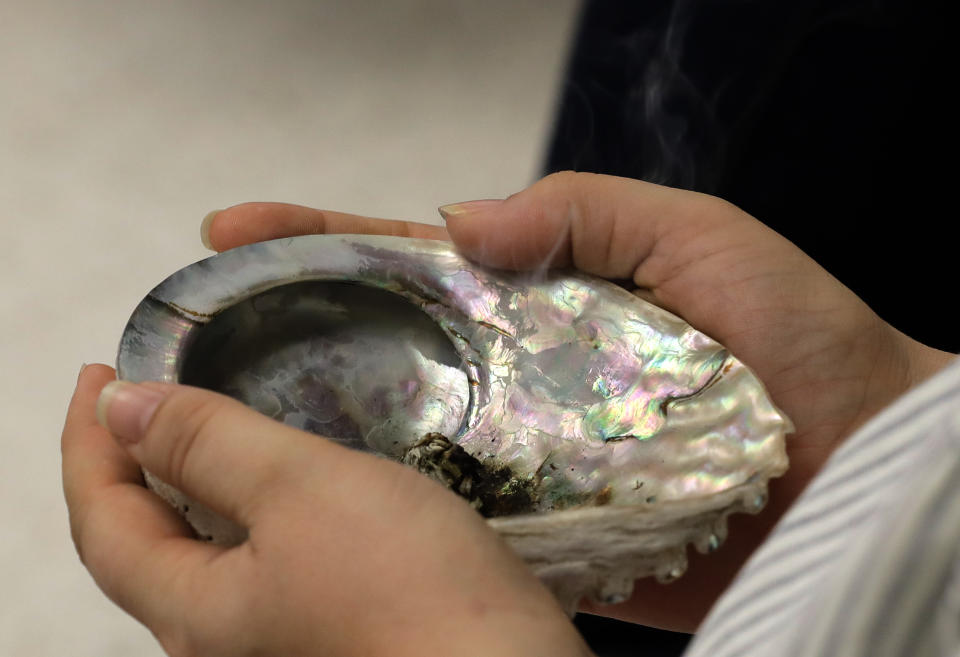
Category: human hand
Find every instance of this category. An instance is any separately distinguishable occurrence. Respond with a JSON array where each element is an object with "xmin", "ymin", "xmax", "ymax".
[
  {"xmin": 62, "ymin": 365, "xmax": 593, "ymax": 657},
  {"xmin": 202, "ymin": 172, "xmax": 954, "ymax": 631}
]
